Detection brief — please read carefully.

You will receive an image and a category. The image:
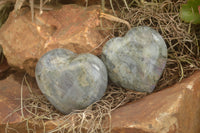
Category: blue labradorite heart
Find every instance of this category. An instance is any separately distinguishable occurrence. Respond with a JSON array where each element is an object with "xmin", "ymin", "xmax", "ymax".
[
  {"xmin": 35, "ymin": 49, "xmax": 108, "ymax": 114},
  {"xmin": 101, "ymin": 26, "xmax": 167, "ymax": 92}
]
